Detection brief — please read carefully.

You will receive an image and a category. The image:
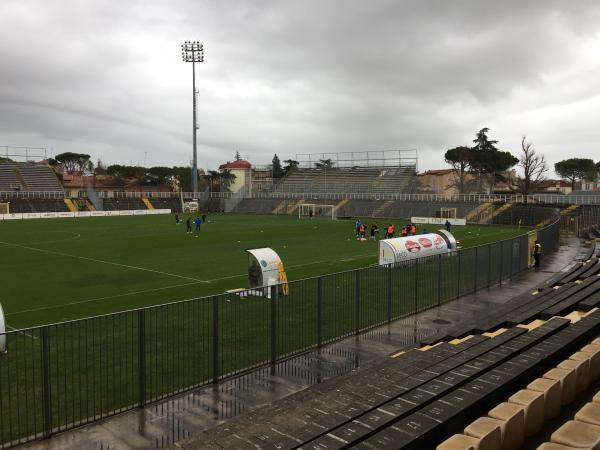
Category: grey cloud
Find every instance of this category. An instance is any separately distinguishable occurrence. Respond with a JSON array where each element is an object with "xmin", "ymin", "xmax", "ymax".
[{"xmin": 1, "ymin": 0, "xmax": 599, "ymax": 172}]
